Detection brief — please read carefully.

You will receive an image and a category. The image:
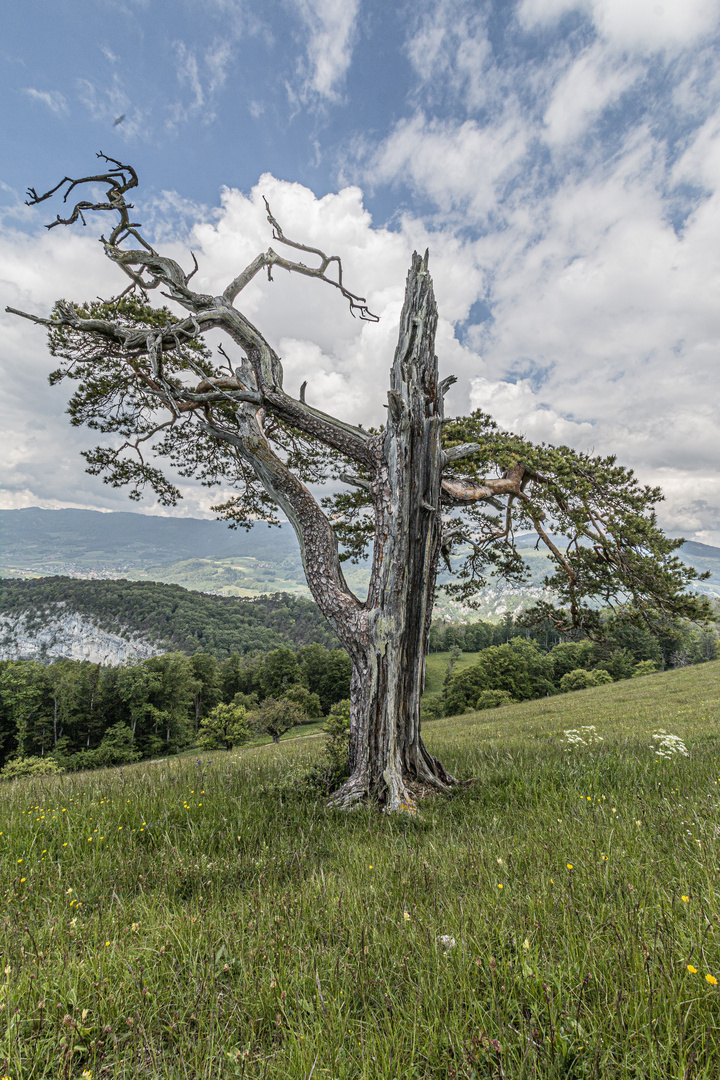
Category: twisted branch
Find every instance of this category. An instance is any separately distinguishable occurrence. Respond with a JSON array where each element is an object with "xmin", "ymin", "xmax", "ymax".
[{"xmin": 222, "ymin": 197, "xmax": 379, "ymax": 321}]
